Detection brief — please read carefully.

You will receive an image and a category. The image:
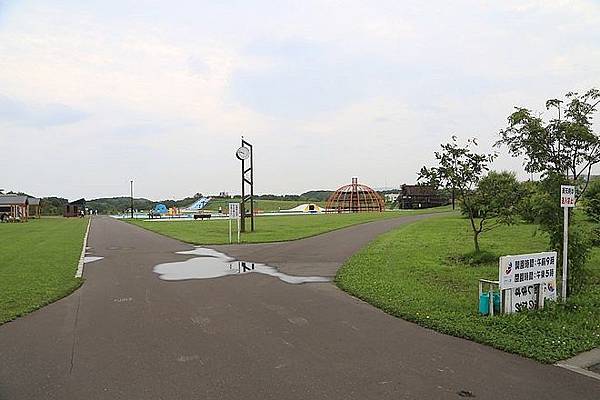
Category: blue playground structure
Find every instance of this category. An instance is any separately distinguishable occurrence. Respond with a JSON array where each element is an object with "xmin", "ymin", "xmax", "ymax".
[
  {"xmin": 148, "ymin": 197, "xmax": 212, "ymax": 219},
  {"xmin": 153, "ymin": 204, "xmax": 168, "ymax": 214},
  {"xmin": 182, "ymin": 197, "xmax": 212, "ymax": 212}
]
